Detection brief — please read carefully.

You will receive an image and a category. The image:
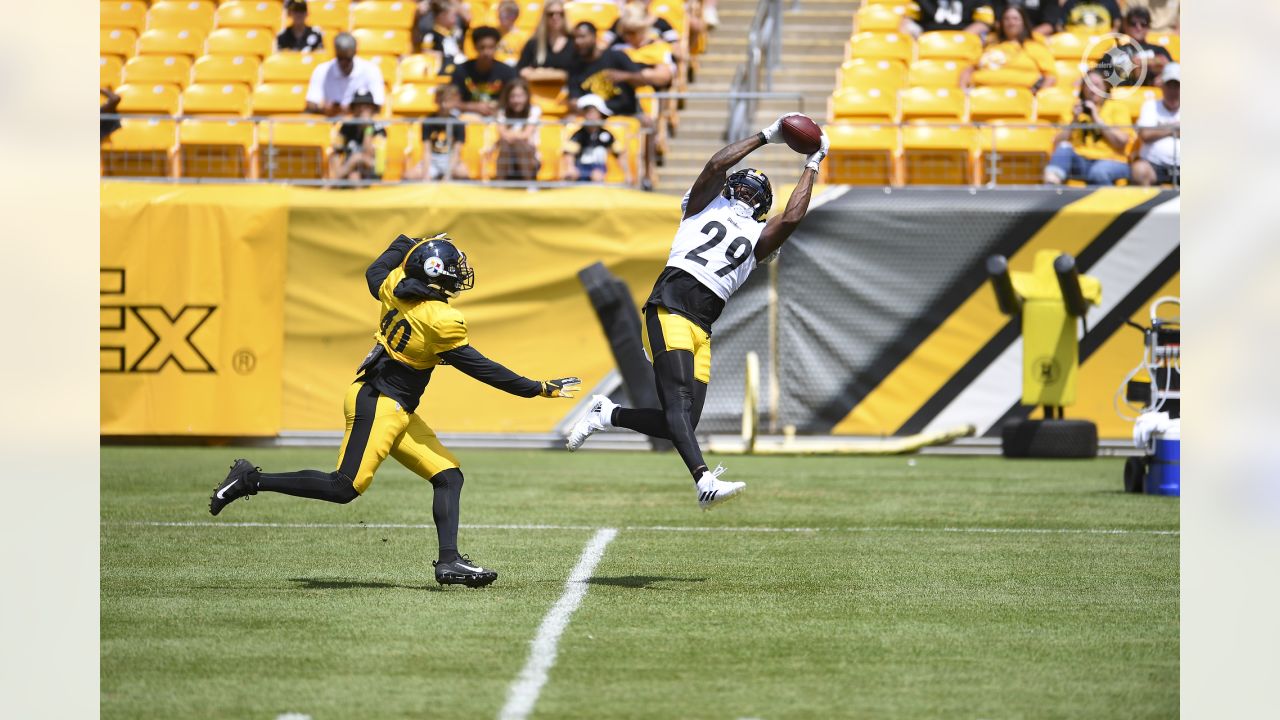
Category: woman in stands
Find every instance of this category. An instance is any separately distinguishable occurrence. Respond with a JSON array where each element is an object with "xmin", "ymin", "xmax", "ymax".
[
  {"xmin": 963, "ymin": 4, "xmax": 1057, "ymax": 91},
  {"xmin": 490, "ymin": 78, "xmax": 542, "ymax": 180},
  {"xmin": 516, "ymin": 0, "xmax": 576, "ymax": 76}
]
